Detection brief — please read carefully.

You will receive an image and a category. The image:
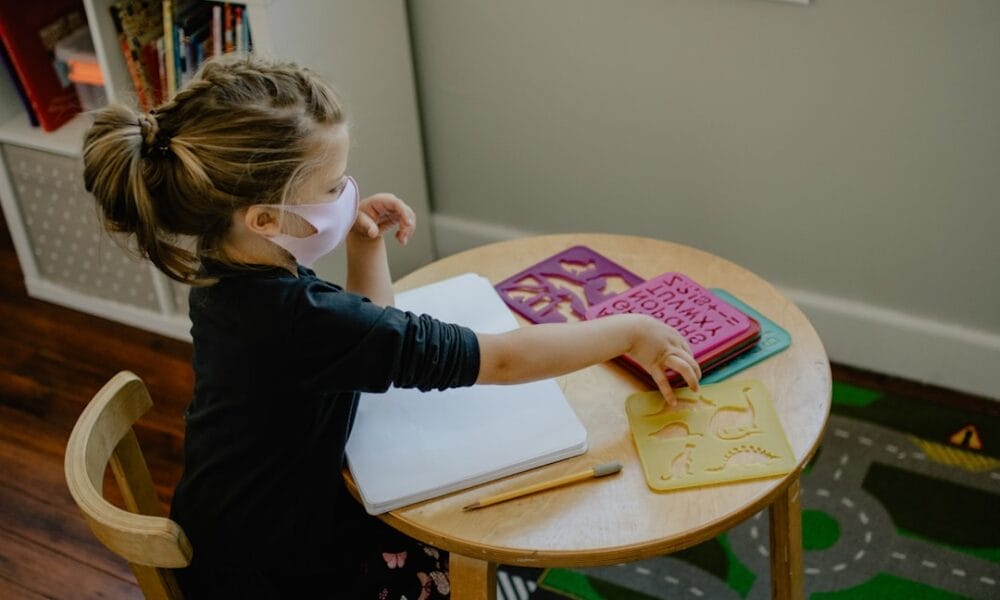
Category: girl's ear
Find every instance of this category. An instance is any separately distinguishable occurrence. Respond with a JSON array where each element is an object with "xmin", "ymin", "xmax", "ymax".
[{"xmin": 244, "ymin": 205, "xmax": 282, "ymax": 236}]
